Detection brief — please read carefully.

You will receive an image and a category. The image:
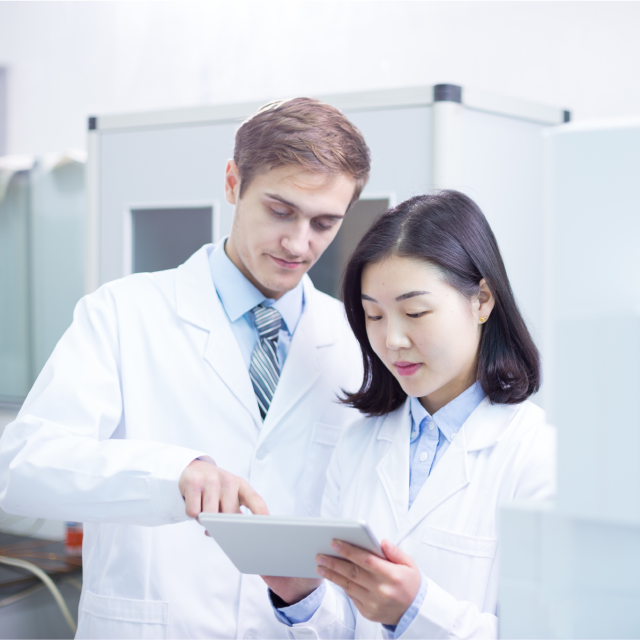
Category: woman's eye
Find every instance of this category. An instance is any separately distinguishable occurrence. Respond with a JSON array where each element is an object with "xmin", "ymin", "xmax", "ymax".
[
  {"xmin": 407, "ymin": 311, "xmax": 429, "ymax": 318},
  {"xmin": 366, "ymin": 315, "xmax": 383, "ymax": 321}
]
